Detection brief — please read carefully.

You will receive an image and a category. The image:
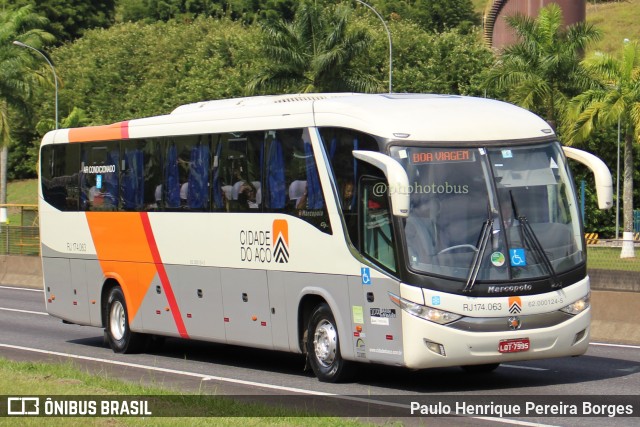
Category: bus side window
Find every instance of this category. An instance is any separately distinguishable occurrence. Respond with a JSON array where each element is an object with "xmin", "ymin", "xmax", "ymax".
[
  {"xmin": 275, "ymin": 128, "xmax": 331, "ymax": 234},
  {"xmin": 265, "ymin": 134, "xmax": 286, "ymax": 212},
  {"xmin": 217, "ymin": 132, "xmax": 262, "ymax": 213},
  {"xmin": 319, "ymin": 127, "xmax": 380, "ymax": 243},
  {"xmin": 161, "ymin": 135, "xmax": 212, "ymax": 212},
  {"xmin": 360, "ymin": 177, "xmax": 397, "ymax": 273},
  {"xmin": 143, "ymin": 139, "xmax": 163, "ymax": 211},
  {"xmin": 80, "ymin": 142, "xmax": 119, "ymax": 211},
  {"xmin": 40, "ymin": 144, "xmax": 80, "ymax": 211},
  {"xmin": 121, "ymin": 143, "xmax": 145, "ymax": 211}
]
